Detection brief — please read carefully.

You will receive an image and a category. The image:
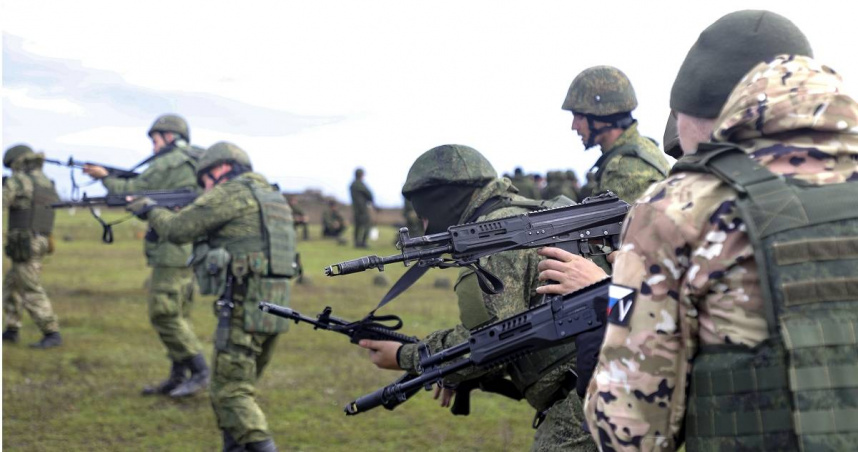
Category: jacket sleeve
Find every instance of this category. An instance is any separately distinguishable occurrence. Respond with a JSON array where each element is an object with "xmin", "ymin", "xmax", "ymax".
[
  {"xmin": 583, "ymin": 196, "xmax": 695, "ymax": 451},
  {"xmin": 147, "ymin": 185, "xmax": 243, "ymax": 244}
]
